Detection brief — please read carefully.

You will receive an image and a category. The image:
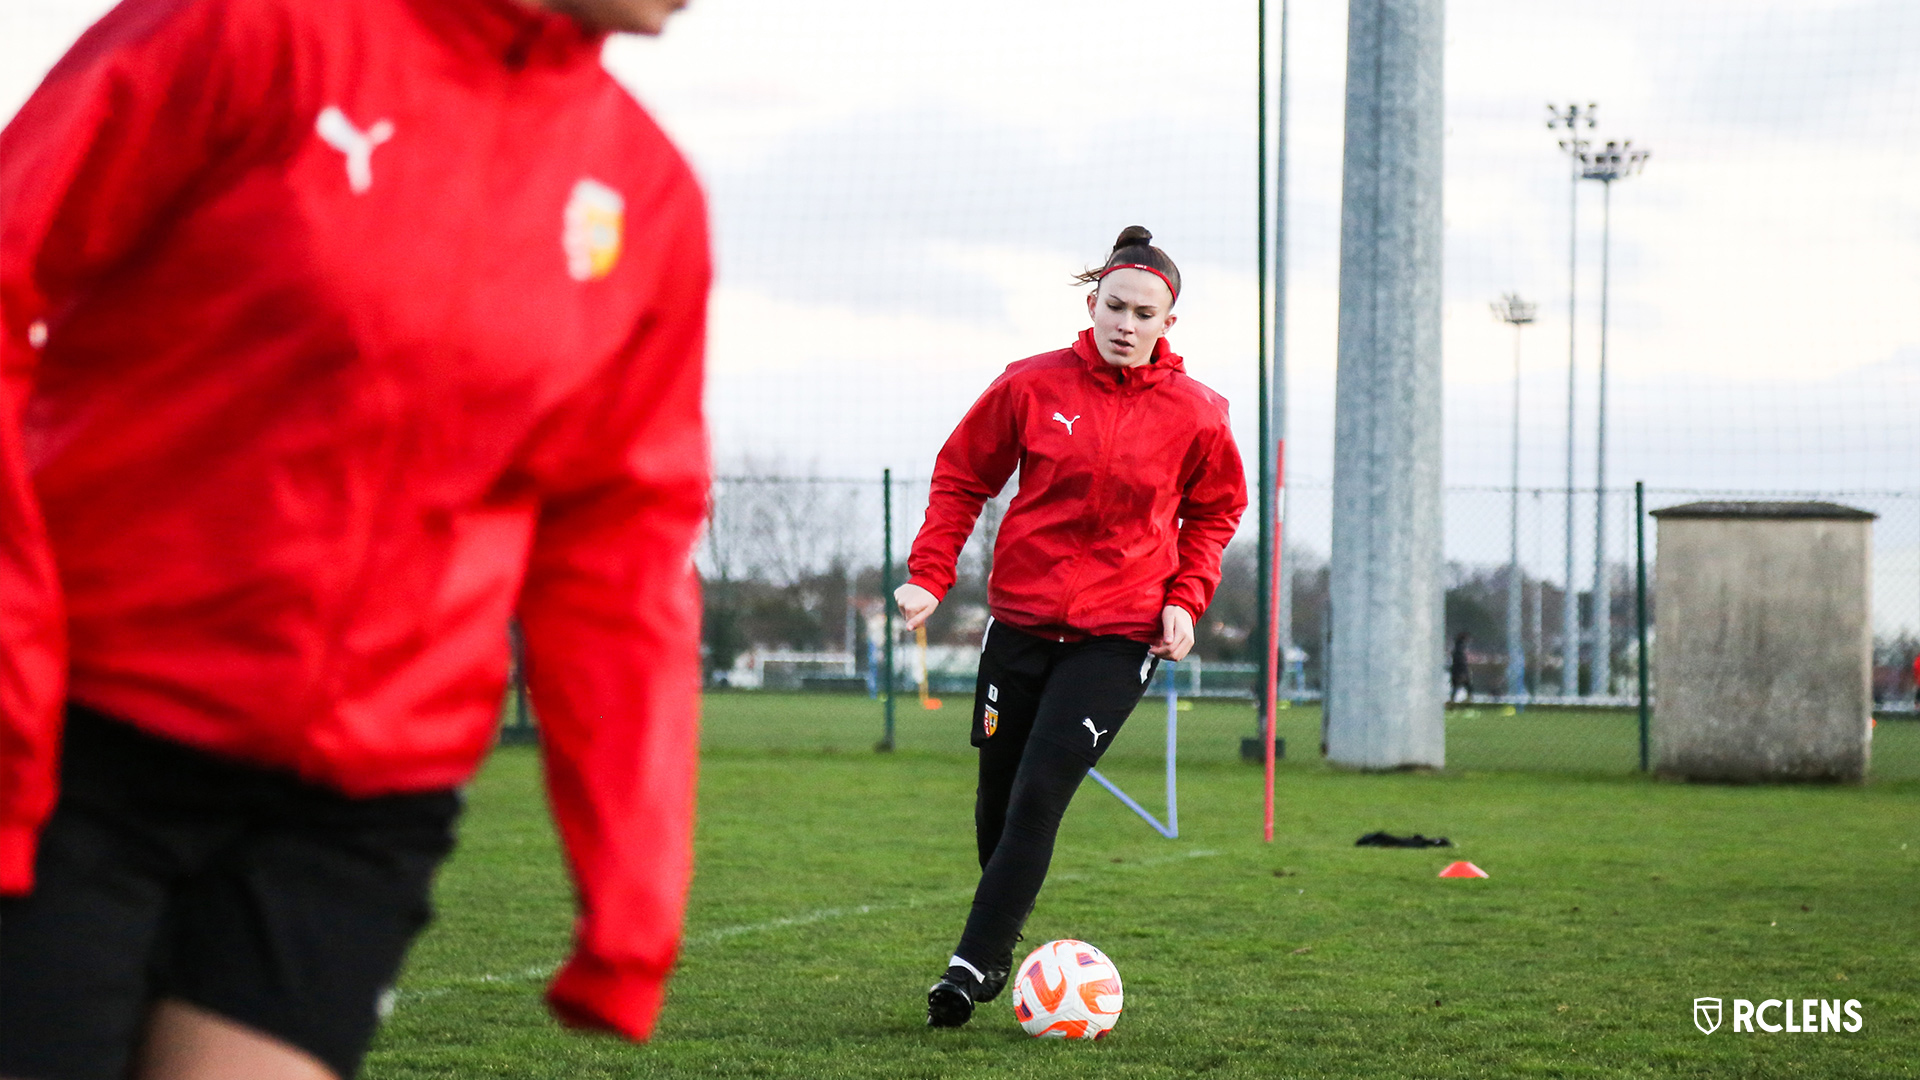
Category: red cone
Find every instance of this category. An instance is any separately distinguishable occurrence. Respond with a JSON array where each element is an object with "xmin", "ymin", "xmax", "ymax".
[{"xmin": 1438, "ymin": 861, "xmax": 1489, "ymax": 878}]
